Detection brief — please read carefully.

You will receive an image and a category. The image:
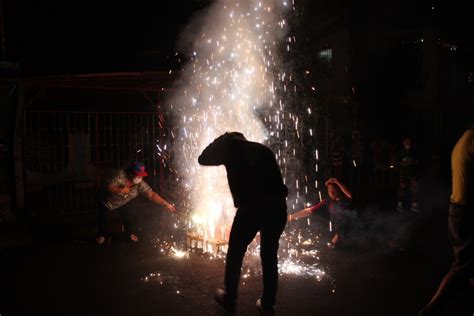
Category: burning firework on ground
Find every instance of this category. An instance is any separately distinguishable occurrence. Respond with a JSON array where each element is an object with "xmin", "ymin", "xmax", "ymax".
[{"xmin": 160, "ymin": 0, "xmax": 332, "ymax": 284}]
